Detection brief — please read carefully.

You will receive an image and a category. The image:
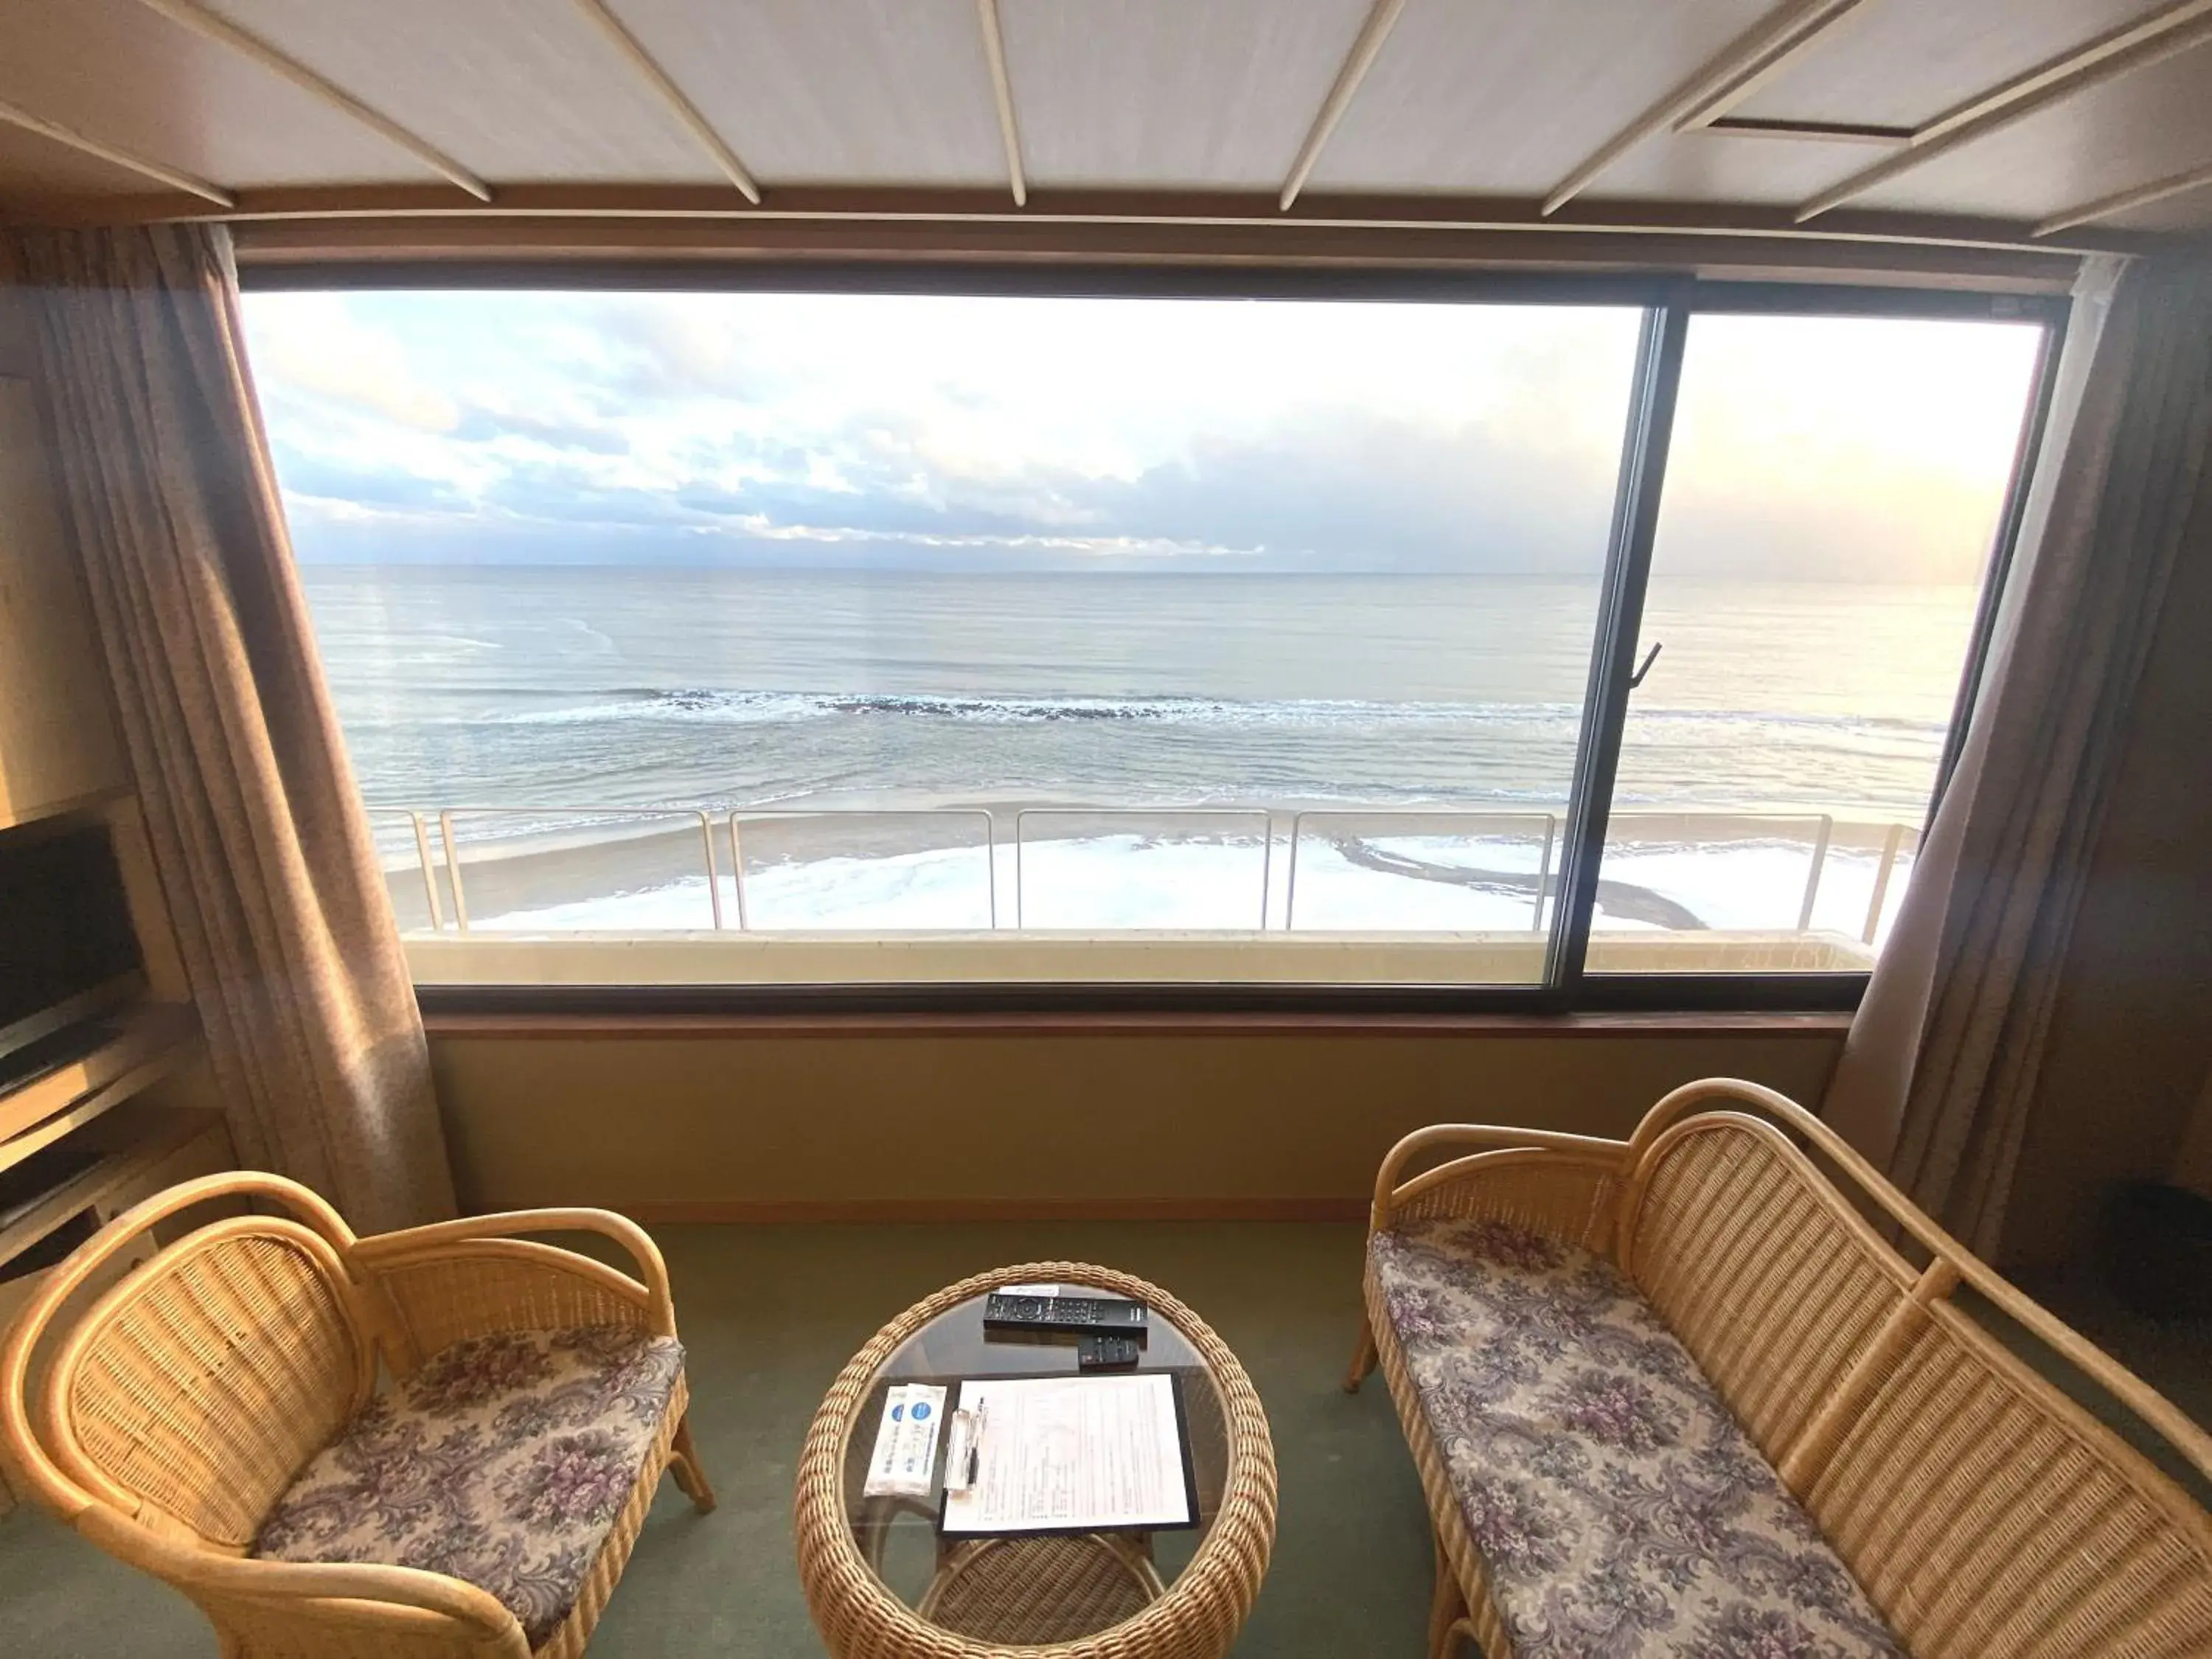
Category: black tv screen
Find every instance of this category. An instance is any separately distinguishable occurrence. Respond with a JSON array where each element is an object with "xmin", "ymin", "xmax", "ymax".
[{"xmin": 0, "ymin": 818, "xmax": 145, "ymax": 1060}]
